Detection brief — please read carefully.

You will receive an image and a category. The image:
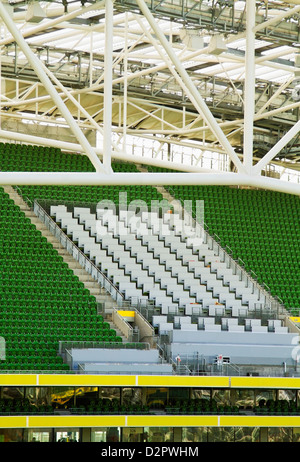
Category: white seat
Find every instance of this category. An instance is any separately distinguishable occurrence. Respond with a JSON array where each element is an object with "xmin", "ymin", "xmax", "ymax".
[
  {"xmin": 202, "ymin": 317, "xmax": 215, "ymax": 325},
  {"xmin": 50, "ymin": 205, "xmax": 67, "ymax": 218},
  {"xmin": 152, "ymin": 315, "xmax": 168, "ymax": 327},
  {"xmin": 209, "ymin": 305, "xmax": 225, "ymax": 316},
  {"xmin": 158, "ymin": 322, "xmax": 174, "ymax": 334},
  {"xmin": 205, "ymin": 324, "xmax": 222, "ymax": 331},
  {"xmin": 274, "ymin": 326, "xmax": 288, "ymax": 333},
  {"xmin": 228, "ymin": 325, "xmax": 245, "ymax": 332},
  {"xmin": 184, "ymin": 304, "xmax": 203, "ymax": 316},
  {"xmin": 251, "ymin": 326, "xmax": 268, "ymax": 333},
  {"xmin": 65, "ymin": 207, "xmax": 263, "ymax": 316},
  {"xmin": 180, "ymin": 324, "xmax": 198, "ymax": 331}
]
